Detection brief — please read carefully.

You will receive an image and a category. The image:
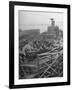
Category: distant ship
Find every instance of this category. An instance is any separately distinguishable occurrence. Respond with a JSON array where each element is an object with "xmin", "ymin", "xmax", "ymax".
[{"xmin": 40, "ymin": 18, "xmax": 60, "ymax": 40}]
